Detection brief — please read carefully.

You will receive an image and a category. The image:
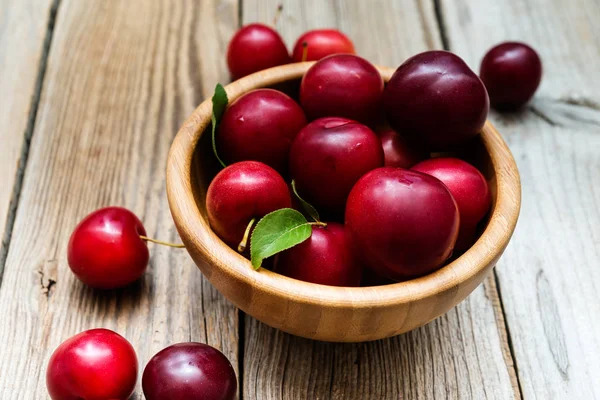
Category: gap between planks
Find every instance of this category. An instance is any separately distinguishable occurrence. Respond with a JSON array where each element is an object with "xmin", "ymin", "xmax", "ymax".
[
  {"xmin": 0, "ymin": 0, "xmax": 63, "ymax": 286},
  {"xmin": 432, "ymin": 0, "xmax": 449, "ymax": 50},
  {"xmin": 493, "ymin": 272, "xmax": 524, "ymax": 398}
]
